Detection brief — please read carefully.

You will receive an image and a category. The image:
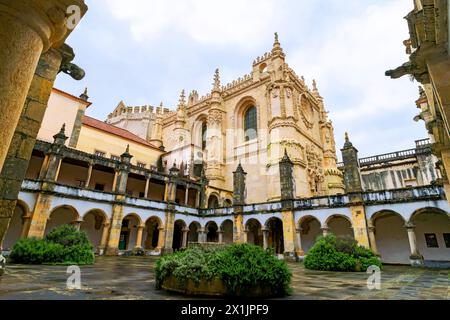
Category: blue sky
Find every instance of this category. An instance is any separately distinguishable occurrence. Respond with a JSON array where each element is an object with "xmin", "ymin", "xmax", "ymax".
[{"xmin": 55, "ymin": 0, "xmax": 427, "ymax": 160}]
